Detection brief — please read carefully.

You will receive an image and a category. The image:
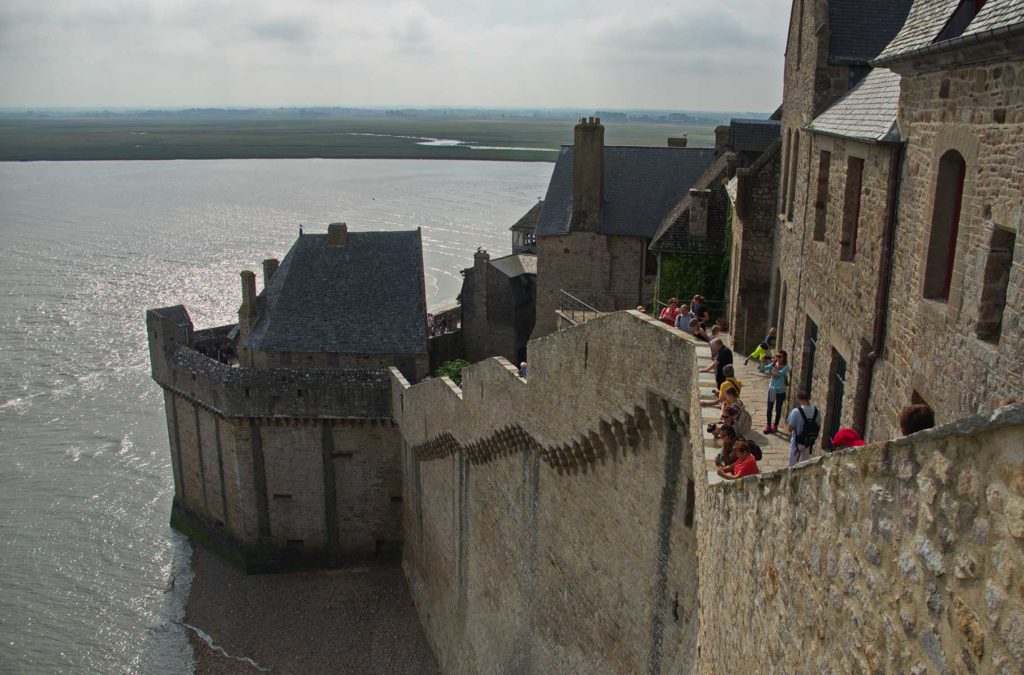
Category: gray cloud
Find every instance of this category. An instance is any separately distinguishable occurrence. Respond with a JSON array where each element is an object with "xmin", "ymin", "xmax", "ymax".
[{"xmin": 0, "ymin": 0, "xmax": 791, "ymax": 111}]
